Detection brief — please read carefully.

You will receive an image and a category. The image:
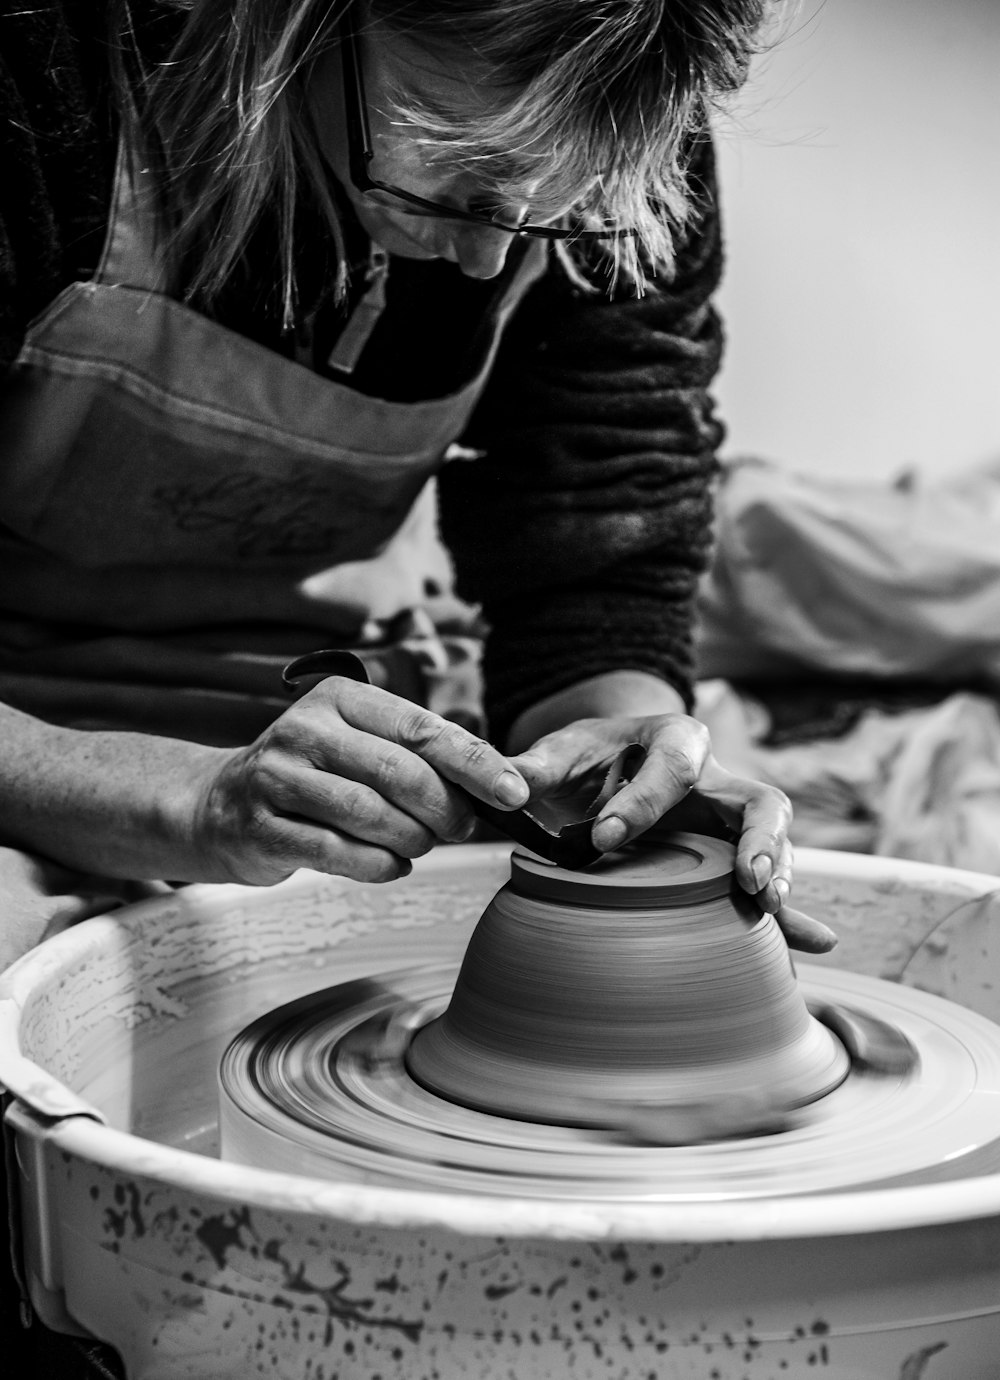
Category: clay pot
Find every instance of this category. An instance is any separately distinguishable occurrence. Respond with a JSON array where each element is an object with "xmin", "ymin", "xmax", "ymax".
[{"xmin": 407, "ymin": 833, "xmax": 849, "ymax": 1135}]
